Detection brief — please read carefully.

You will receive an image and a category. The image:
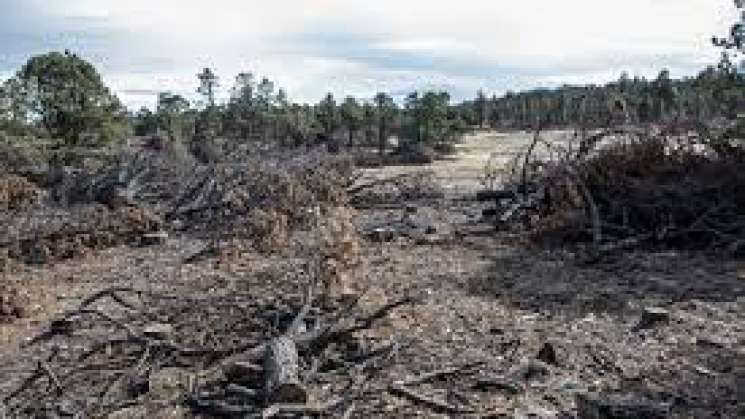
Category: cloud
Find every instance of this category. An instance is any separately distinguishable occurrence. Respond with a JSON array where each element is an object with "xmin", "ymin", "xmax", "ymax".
[{"xmin": 0, "ymin": 0, "xmax": 738, "ymax": 108}]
